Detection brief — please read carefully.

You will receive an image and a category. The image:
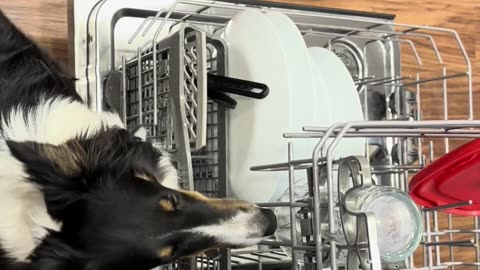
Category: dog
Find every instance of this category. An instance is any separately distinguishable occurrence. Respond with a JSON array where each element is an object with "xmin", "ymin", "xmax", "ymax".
[{"xmin": 0, "ymin": 10, "xmax": 276, "ymax": 270}]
